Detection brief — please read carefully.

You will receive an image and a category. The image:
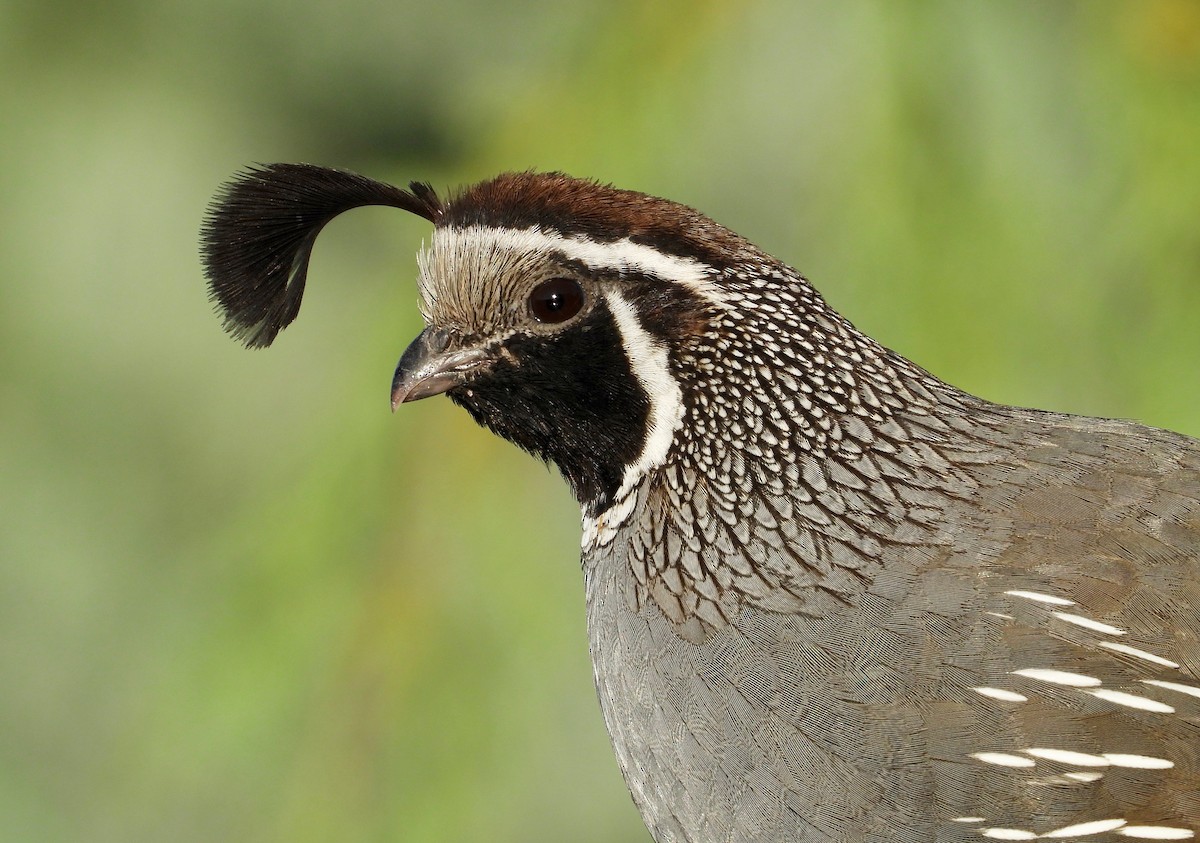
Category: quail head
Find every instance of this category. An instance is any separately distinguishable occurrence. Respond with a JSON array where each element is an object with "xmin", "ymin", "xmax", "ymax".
[{"xmin": 202, "ymin": 164, "xmax": 1200, "ymax": 843}]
